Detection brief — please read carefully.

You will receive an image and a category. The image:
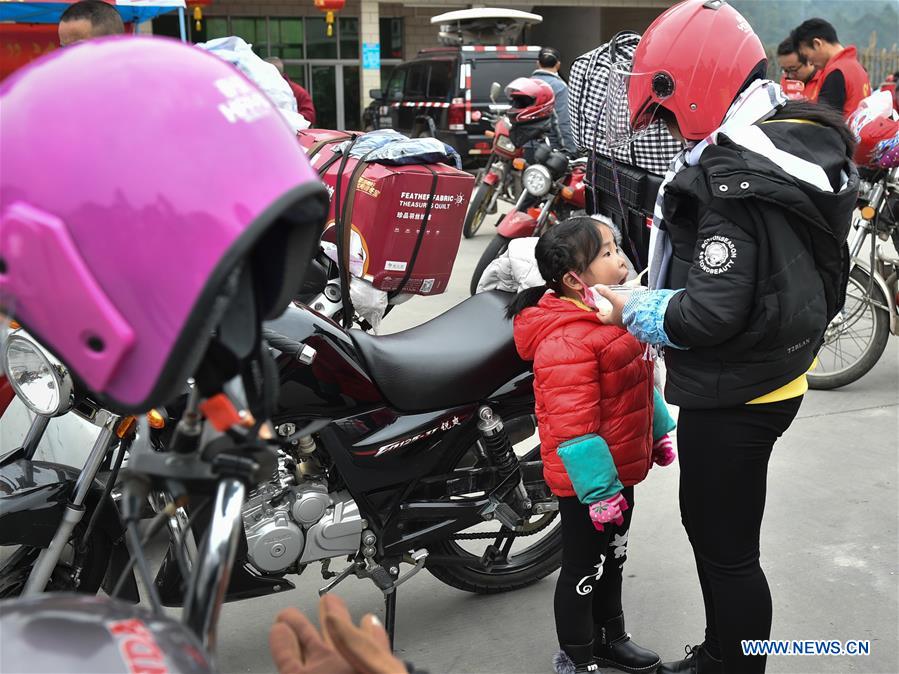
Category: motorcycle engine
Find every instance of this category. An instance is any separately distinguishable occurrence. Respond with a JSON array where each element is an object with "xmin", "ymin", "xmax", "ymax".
[{"xmin": 242, "ymin": 470, "xmax": 365, "ymax": 574}]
